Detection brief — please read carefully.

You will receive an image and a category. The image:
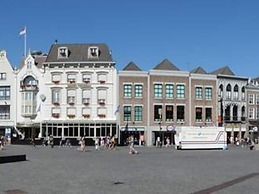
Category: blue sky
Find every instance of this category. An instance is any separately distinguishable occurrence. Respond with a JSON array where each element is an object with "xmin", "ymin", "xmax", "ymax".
[{"xmin": 1, "ymin": 0, "xmax": 259, "ymax": 78}]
